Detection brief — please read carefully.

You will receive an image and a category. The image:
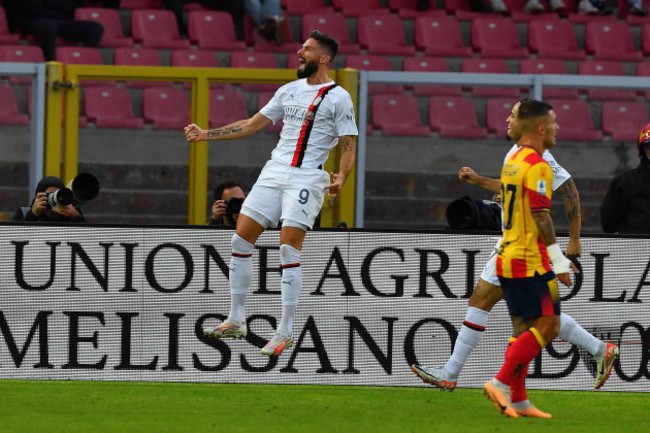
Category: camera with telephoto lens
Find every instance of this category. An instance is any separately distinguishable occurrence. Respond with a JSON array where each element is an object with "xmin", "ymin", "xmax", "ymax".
[
  {"xmin": 46, "ymin": 188, "xmax": 74, "ymax": 209},
  {"xmin": 225, "ymin": 197, "xmax": 244, "ymax": 222},
  {"xmin": 446, "ymin": 195, "xmax": 502, "ymax": 231}
]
